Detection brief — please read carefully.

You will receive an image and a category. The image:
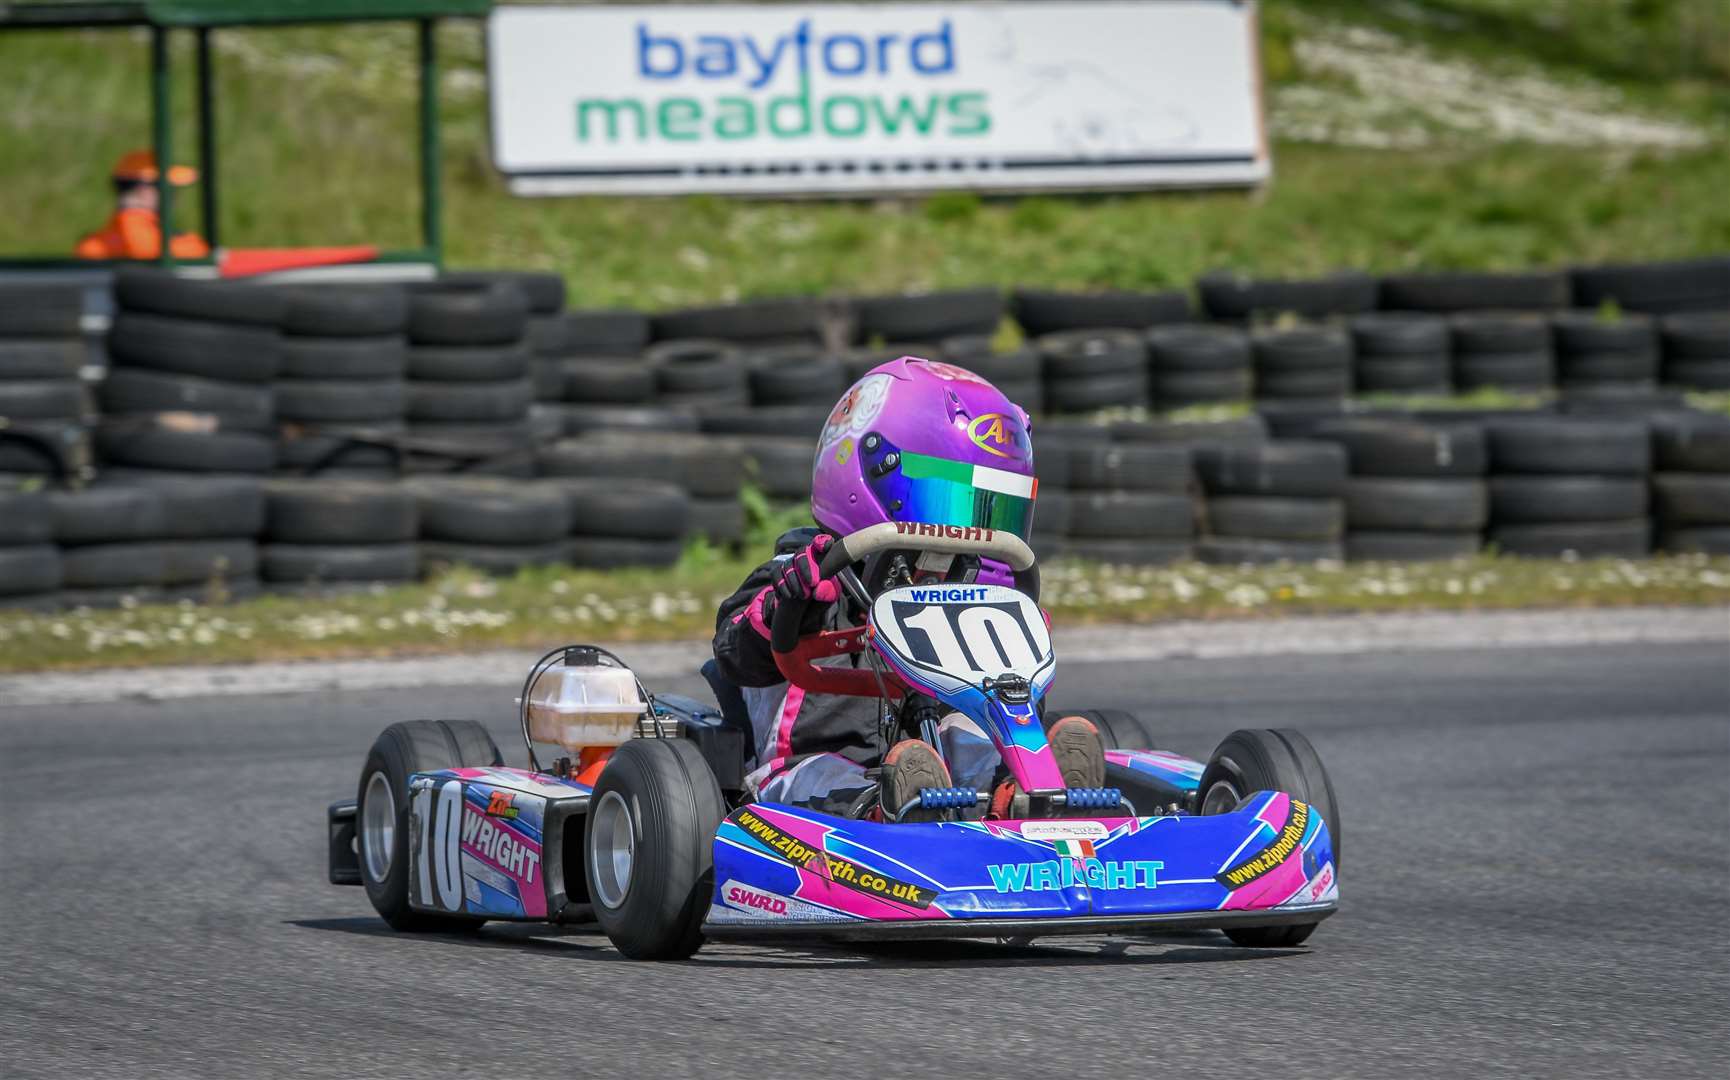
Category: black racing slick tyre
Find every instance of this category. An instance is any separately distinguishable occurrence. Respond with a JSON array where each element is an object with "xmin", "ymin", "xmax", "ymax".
[
  {"xmin": 357, "ymin": 720, "xmax": 504, "ymax": 932},
  {"xmin": 586, "ymin": 738, "xmax": 726, "ymax": 960},
  {"xmin": 1198, "ymin": 728, "xmax": 1341, "ymax": 948}
]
